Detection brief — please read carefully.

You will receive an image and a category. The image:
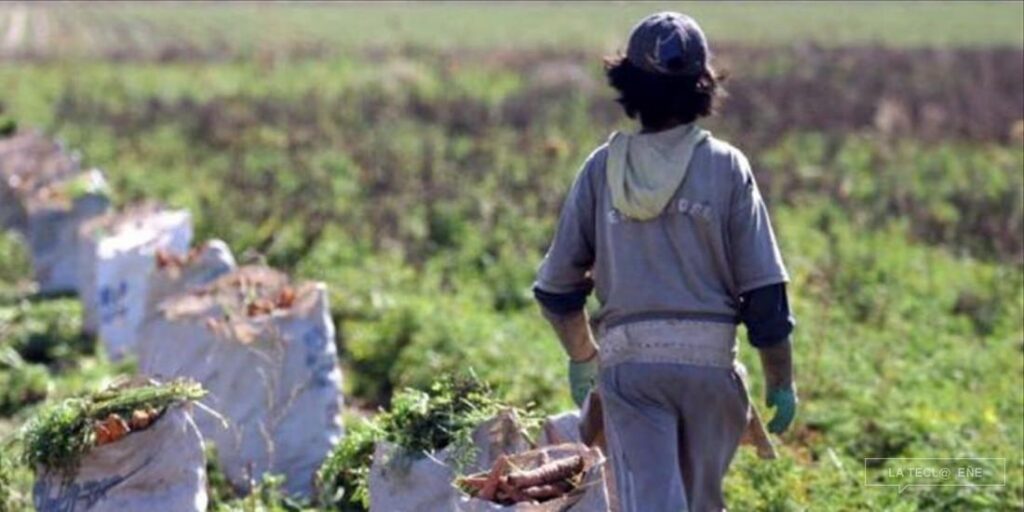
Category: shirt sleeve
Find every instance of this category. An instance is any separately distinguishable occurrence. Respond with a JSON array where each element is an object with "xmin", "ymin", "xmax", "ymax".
[
  {"xmin": 727, "ymin": 151, "xmax": 789, "ymax": 294},
  {"xmin": 739, "ymin": 283, "xmax": 795, "ymax": 348},
  {"xmin": 533, "ymin": 155, "xmax": 599, "ymax": 305}
]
